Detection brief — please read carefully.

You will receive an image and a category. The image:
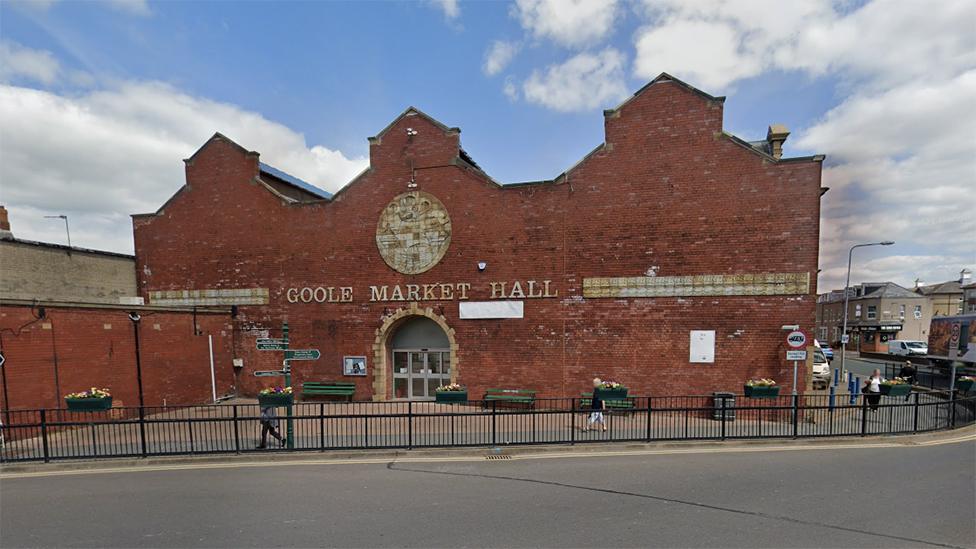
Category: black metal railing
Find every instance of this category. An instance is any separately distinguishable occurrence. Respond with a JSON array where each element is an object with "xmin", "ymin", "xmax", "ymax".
[{"xmin": 1, "ymin": 391, "xmax": 973, "ymax": 463}]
